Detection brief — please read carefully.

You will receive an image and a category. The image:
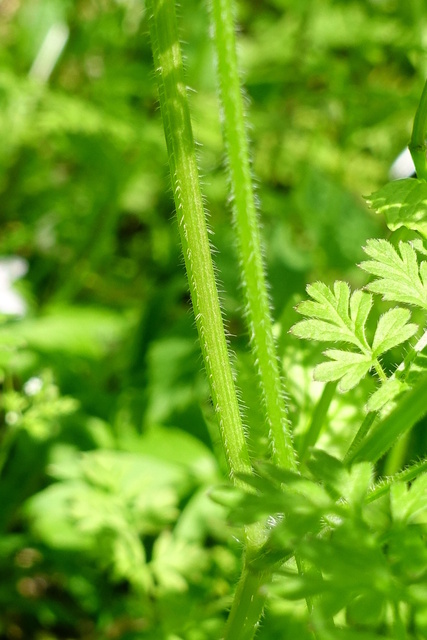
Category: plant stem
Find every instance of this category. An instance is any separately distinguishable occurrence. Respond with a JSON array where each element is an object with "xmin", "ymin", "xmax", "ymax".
[
  {"xmin": 367, "ymin": 456, "xmax": 427, "ymax": 503},
  {"xmin": 343, "ymin": 412, "xmax": 376, "ymax": 465},
  {"xmin": 373, "ymin": 360, "xmax": 387, "ymax": 384},
  {"xmin": 210, "ymin": 0, "xmax": 297, "ymax": 473},
  {"xmin": 223, "ymin": 564, "xmax": 271, "ymax": 640},
  {"xmin": 300, "ymin": 382, "xmax": 337, "ymax": 463},
  {"xmin": 147, "ymin": 0, "xmax": 252, "ymax": 483},
  {"xmin": 396, "ymin": 326, "xmax": 427, "ymax": 376},
  {"xmin": 147, "ymin": 11, "xmax": 272, "ymax": 637},
  {"xmin": 349, "ymin": 371, "xmax": 427, "ymax": 464},
  {"xmin": 409, "ymin": 78, "xmax": 427, "ymax": 180},
  {"xmin": 393, "ymin": 601, "xmax": 407, "ymax": 640},
  {"xmin": 383, "ymin": 430, "xmax": 411, "ymax": 475}
]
